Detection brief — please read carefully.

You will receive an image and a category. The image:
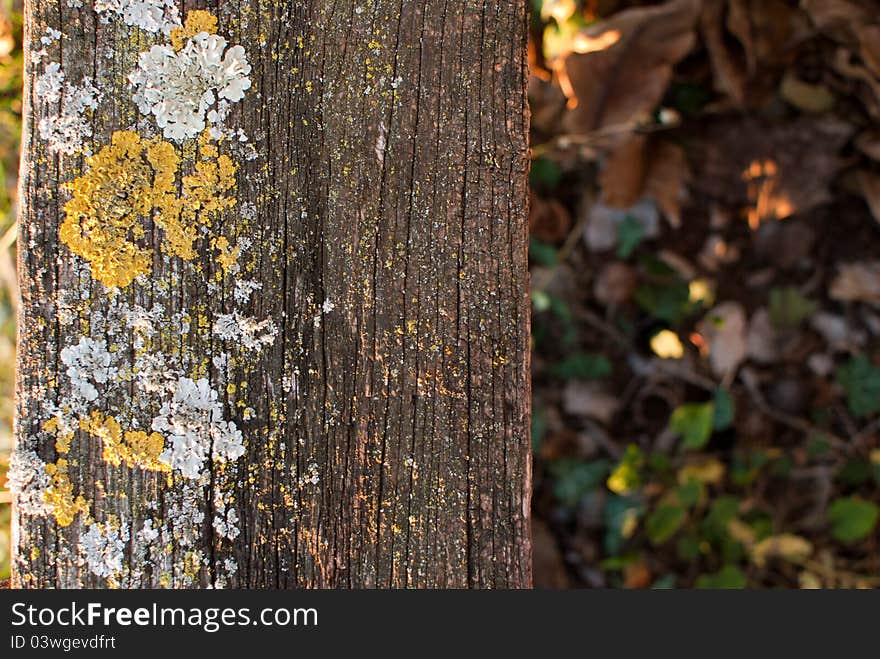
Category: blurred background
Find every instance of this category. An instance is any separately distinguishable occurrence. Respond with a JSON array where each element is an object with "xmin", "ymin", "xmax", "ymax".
[
  {"xmin": 1, "ymin": 0, "xmax": 879, "ymax": 586},
  {"xmin": 0, "ymin": 0, "xmax": 21, "ymax": 582}
]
